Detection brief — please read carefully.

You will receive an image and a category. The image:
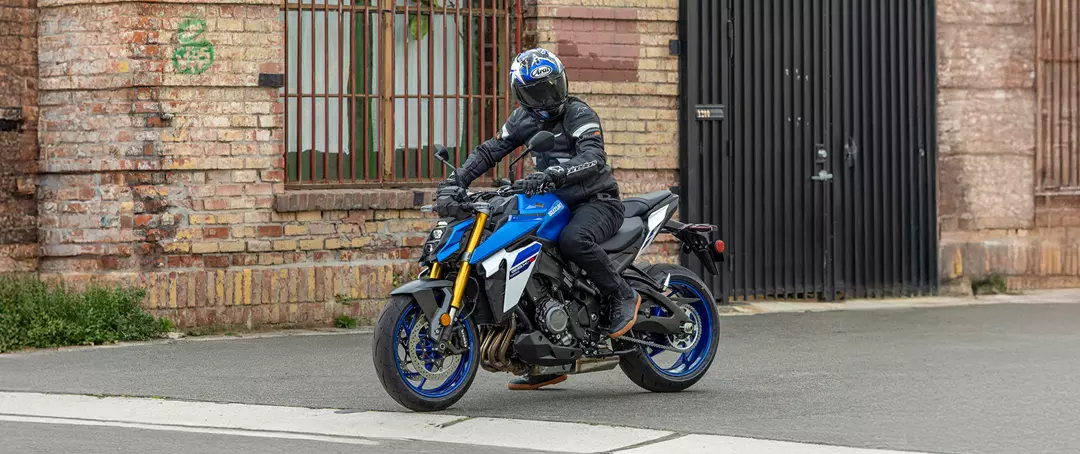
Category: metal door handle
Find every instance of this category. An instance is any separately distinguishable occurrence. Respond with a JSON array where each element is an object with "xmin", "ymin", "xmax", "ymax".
[{"xmin": 811, "ymin": 169, "xmax": 833, "ymax": 181}]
